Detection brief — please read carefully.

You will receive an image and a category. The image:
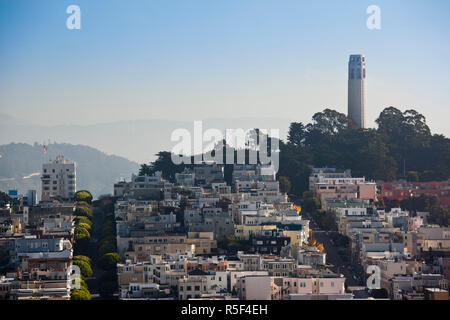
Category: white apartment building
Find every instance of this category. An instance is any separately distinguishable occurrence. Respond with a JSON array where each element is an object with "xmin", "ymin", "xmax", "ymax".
[
  {"xmin": 282, "ymin": 276, "xmax": 346, "ymax": 296},
  {"xmin": 41, "ymin": 155, "xmax": 76, "ymax": 201}
]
